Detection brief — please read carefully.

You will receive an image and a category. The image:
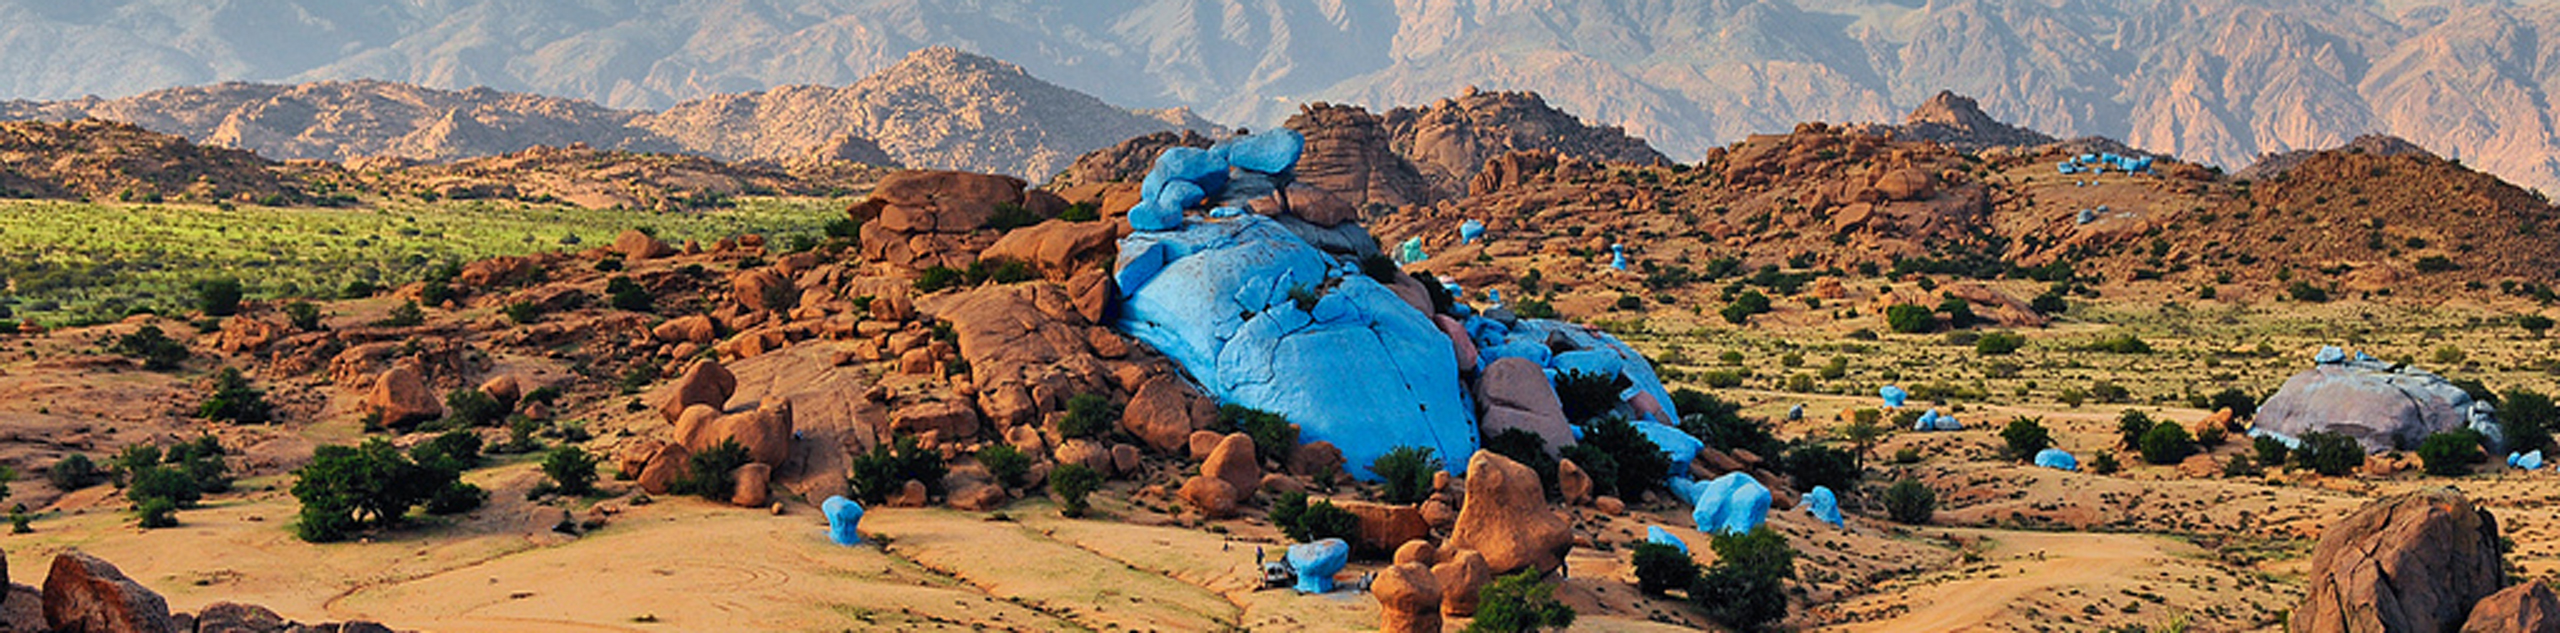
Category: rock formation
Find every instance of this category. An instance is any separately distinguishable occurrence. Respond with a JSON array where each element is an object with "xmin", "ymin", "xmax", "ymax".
[
  {"xmin": 1445, "ymin": 451, "xmax": 1573, "ymax": 575},
  {"xmin": 2292, "ymin": 488, "xmax": 2506, "ymax": 633},
  {"xmin": 2255, "ymin": 347, "xmax": 2502, "ymax": 453}
]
